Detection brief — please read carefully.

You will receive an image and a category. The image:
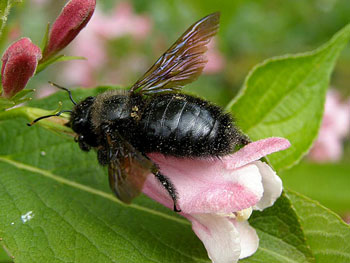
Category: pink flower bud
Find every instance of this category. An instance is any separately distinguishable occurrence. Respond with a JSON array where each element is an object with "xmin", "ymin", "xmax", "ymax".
[
  {"xmin": 1, "ymin": 38, "xmax": 42, "ymax": 98},
  {"xmin": 42, "ymin": 0, "xmax": 96, "ymax": 61}
]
